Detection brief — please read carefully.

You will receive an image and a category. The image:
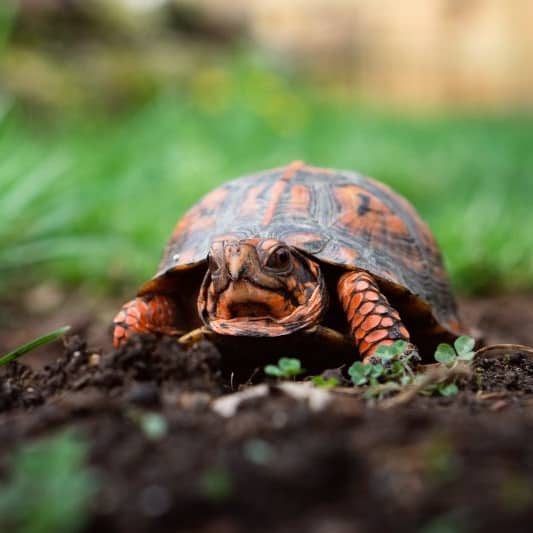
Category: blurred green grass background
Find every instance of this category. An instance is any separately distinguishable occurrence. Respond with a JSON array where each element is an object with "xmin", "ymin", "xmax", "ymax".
[
  {"xmin": 2, "ymin": 63, "xmax": 532, "ymax": 295},
  {"xmin": 1, "ymin": 2, "xmax": 532, "ymax": 297}
]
